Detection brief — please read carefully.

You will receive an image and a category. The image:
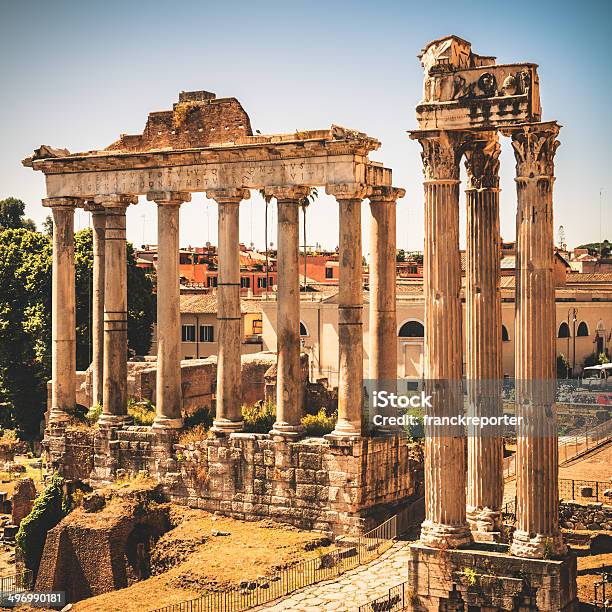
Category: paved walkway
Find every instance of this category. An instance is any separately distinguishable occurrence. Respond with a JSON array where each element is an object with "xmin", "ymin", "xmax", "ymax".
[{"xmin": 254, "ymin": 541, "xmax": 411, "ymax": 612}]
